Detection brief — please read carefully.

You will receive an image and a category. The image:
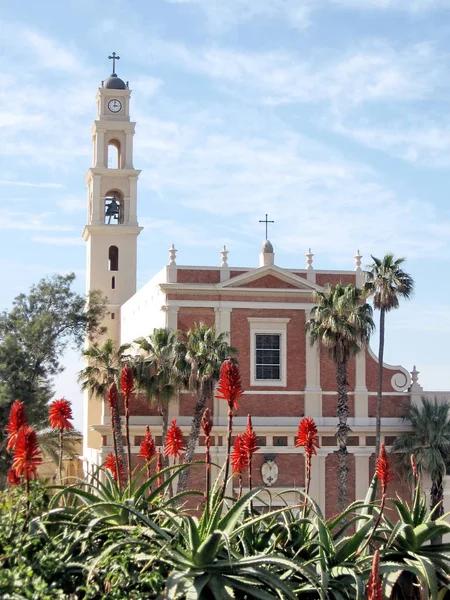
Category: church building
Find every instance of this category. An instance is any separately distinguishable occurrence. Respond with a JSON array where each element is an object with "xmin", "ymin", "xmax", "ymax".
[{"xmin": 82, "ymin": 58, "xmax": 448, "ymax": 517}]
